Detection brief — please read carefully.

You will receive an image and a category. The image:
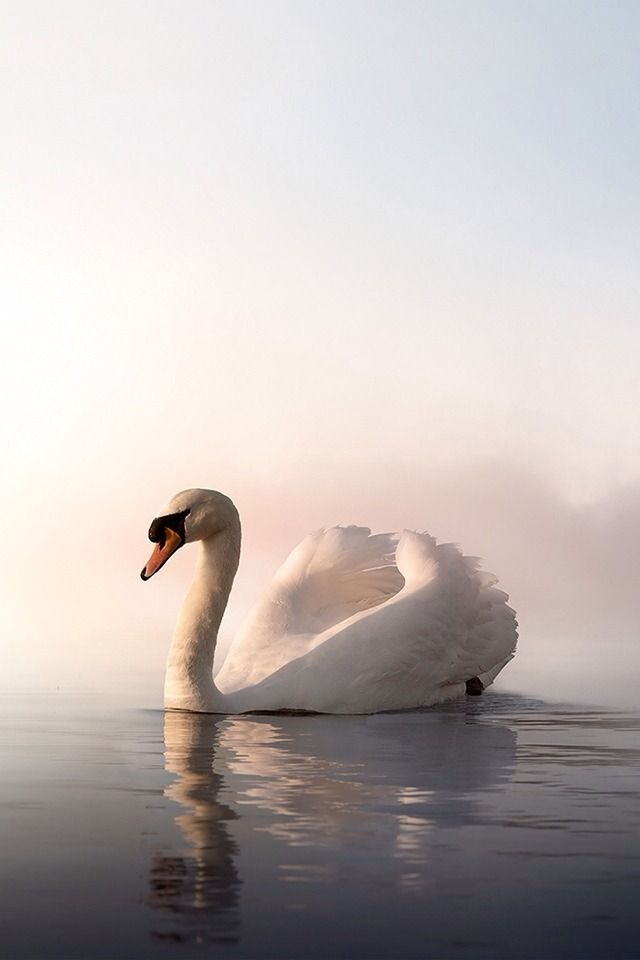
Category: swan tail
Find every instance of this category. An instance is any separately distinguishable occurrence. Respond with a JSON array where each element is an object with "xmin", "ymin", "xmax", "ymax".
[
  {"xmin": 395, "ymin": 530, "xmax": 518, "ymax": 687},
  {"xmin": 459, "ymin": 564, "xmax": 518, "ymax": 685}
]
